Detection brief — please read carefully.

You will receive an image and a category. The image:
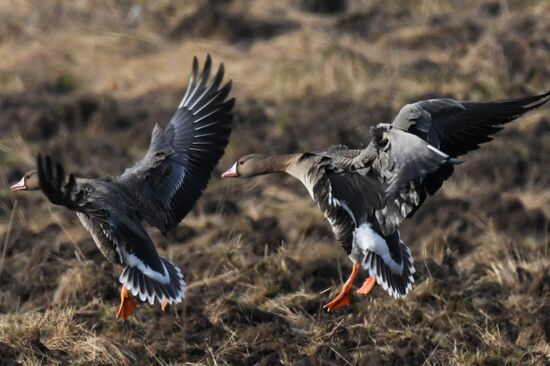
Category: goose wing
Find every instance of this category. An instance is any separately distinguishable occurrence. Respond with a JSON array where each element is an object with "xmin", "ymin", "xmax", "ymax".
[
  {"xmin": 390, "ymin": 91, "xmax": 550, "ymax": 157},
  {"xmin": 360, "ymin": 126, "xmax": 456, "ymax": 235},
  {"xmin": 369, "ymin": 125, "xmax": 457, "ymax": 200},
  {"xmin": 387, "ymin": 91, "xmax": 550, "ymax": 198},
  {"xmin": 359, "ymin": 92, "xmax": 550, "ymax": 234},
  {"xmin": 118, "ymin": 56, "xmax": 234, "ymax": 233}
]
